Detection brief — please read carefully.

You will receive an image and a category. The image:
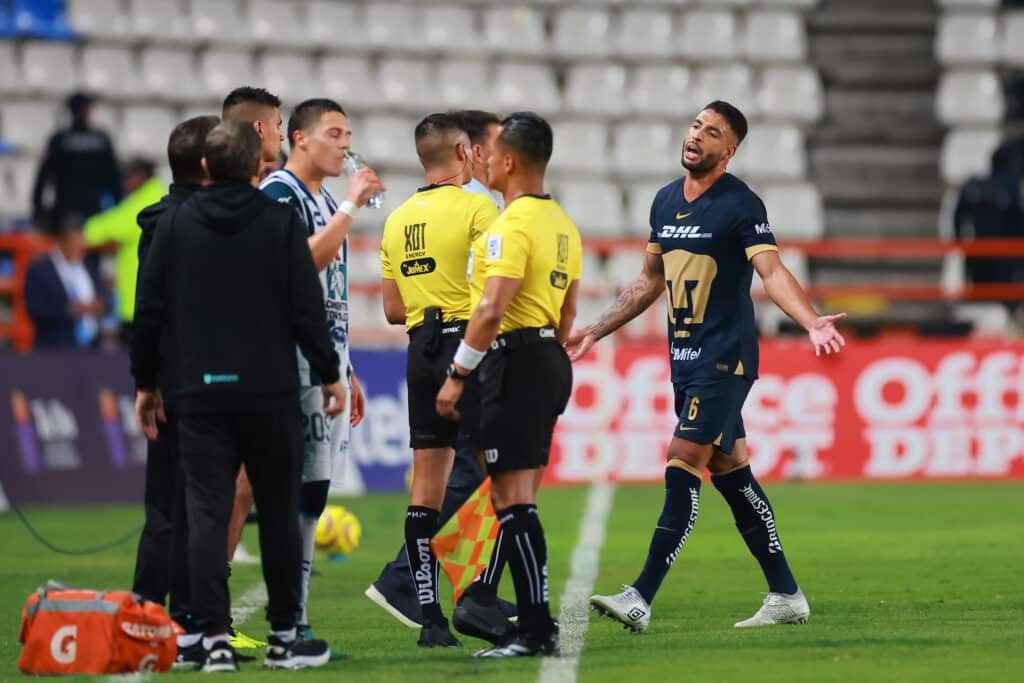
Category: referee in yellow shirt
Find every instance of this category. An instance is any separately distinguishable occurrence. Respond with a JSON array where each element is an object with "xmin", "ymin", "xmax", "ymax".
[
  {"xmin": 437, "ymin": 112, "xmax": 583, "ymax": 658},
  {"xmin": 380, "ymin": 113, "xmax": 499, "ymax": 648}
]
